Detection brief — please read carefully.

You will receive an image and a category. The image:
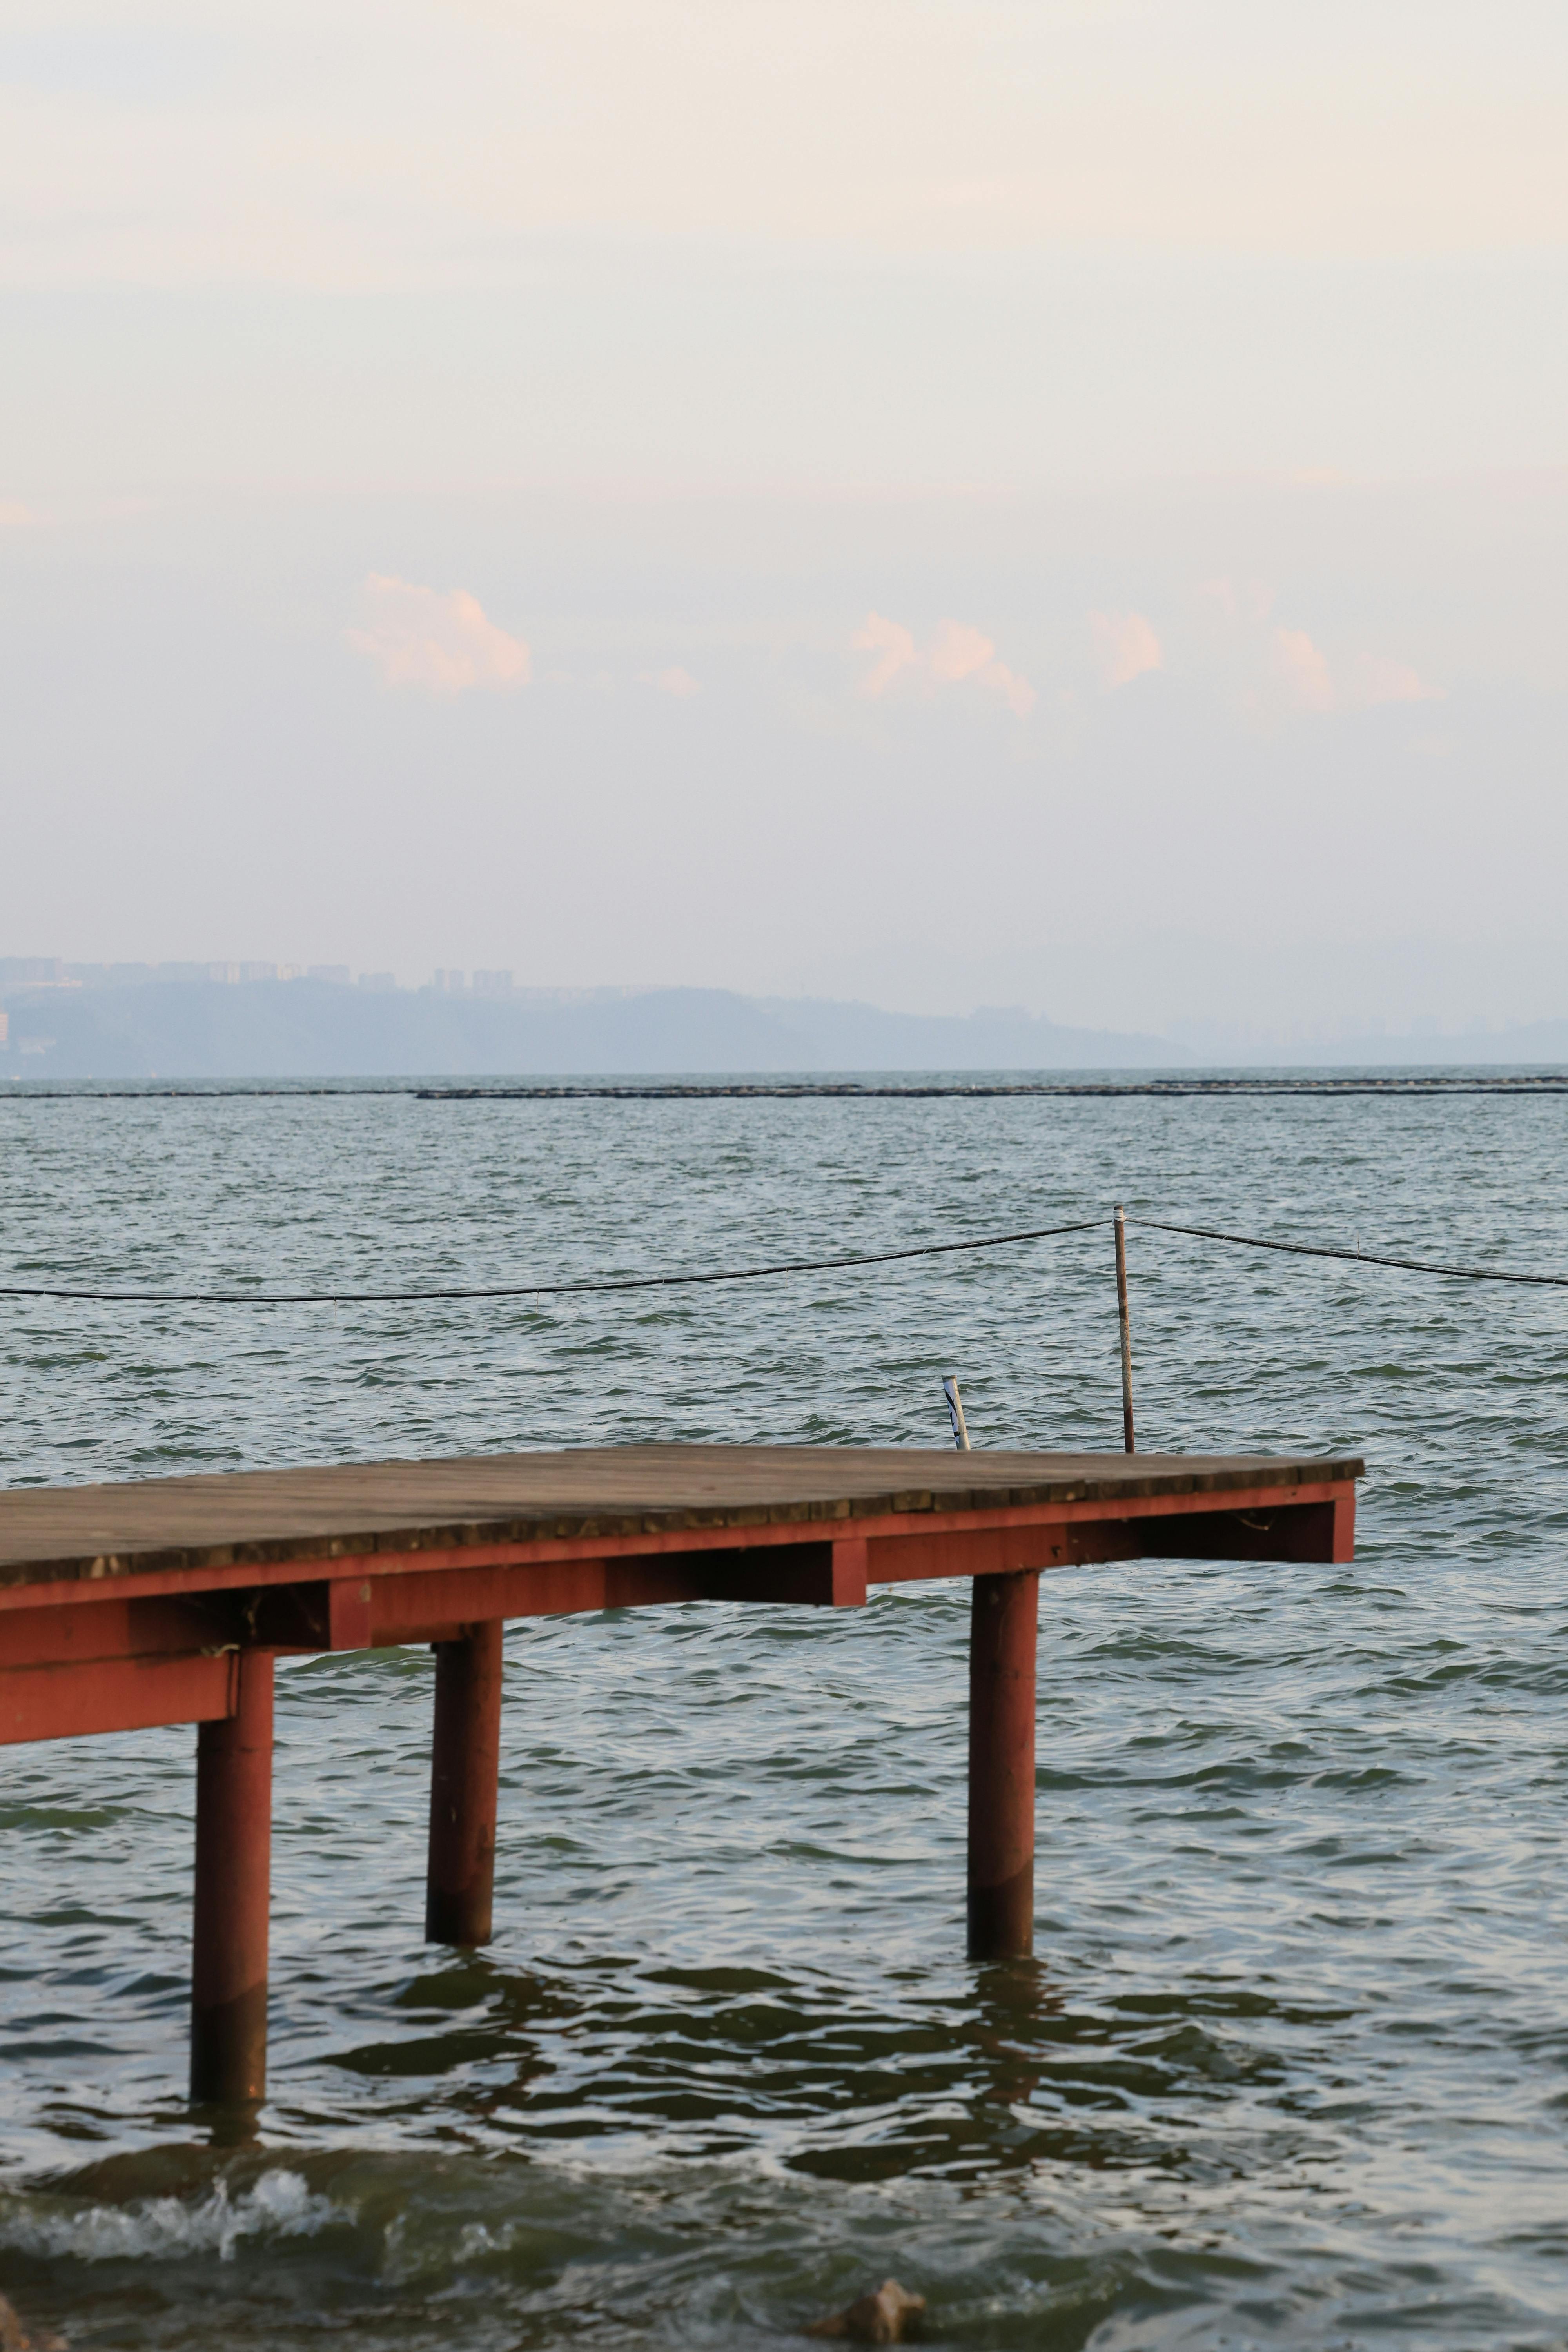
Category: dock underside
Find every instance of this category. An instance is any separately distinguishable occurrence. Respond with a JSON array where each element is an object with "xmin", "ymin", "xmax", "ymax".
[{"xmin": 0, "ymin": 1445, "xmax": 1359, "ymax": 2104}]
